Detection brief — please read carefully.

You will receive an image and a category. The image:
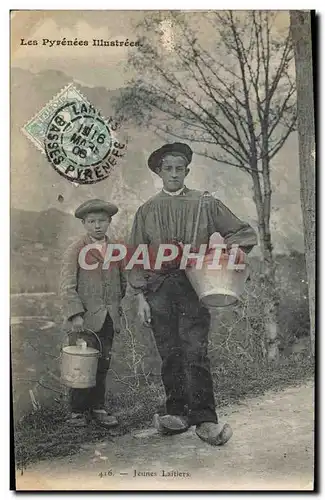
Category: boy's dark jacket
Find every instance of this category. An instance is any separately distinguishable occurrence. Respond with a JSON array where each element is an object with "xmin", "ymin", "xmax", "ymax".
[{"xmin": 60, "ymin": 234, "xmax": 126, "ymax": 333}]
